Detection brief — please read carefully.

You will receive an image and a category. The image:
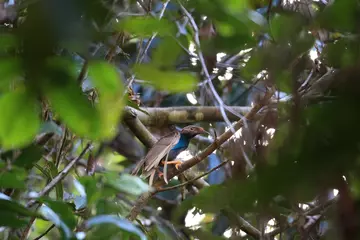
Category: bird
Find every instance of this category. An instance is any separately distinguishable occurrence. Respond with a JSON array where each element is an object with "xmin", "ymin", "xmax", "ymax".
[{"xmin": 131, "ymin": 125, "xmax": 208, "ymax": 185}]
